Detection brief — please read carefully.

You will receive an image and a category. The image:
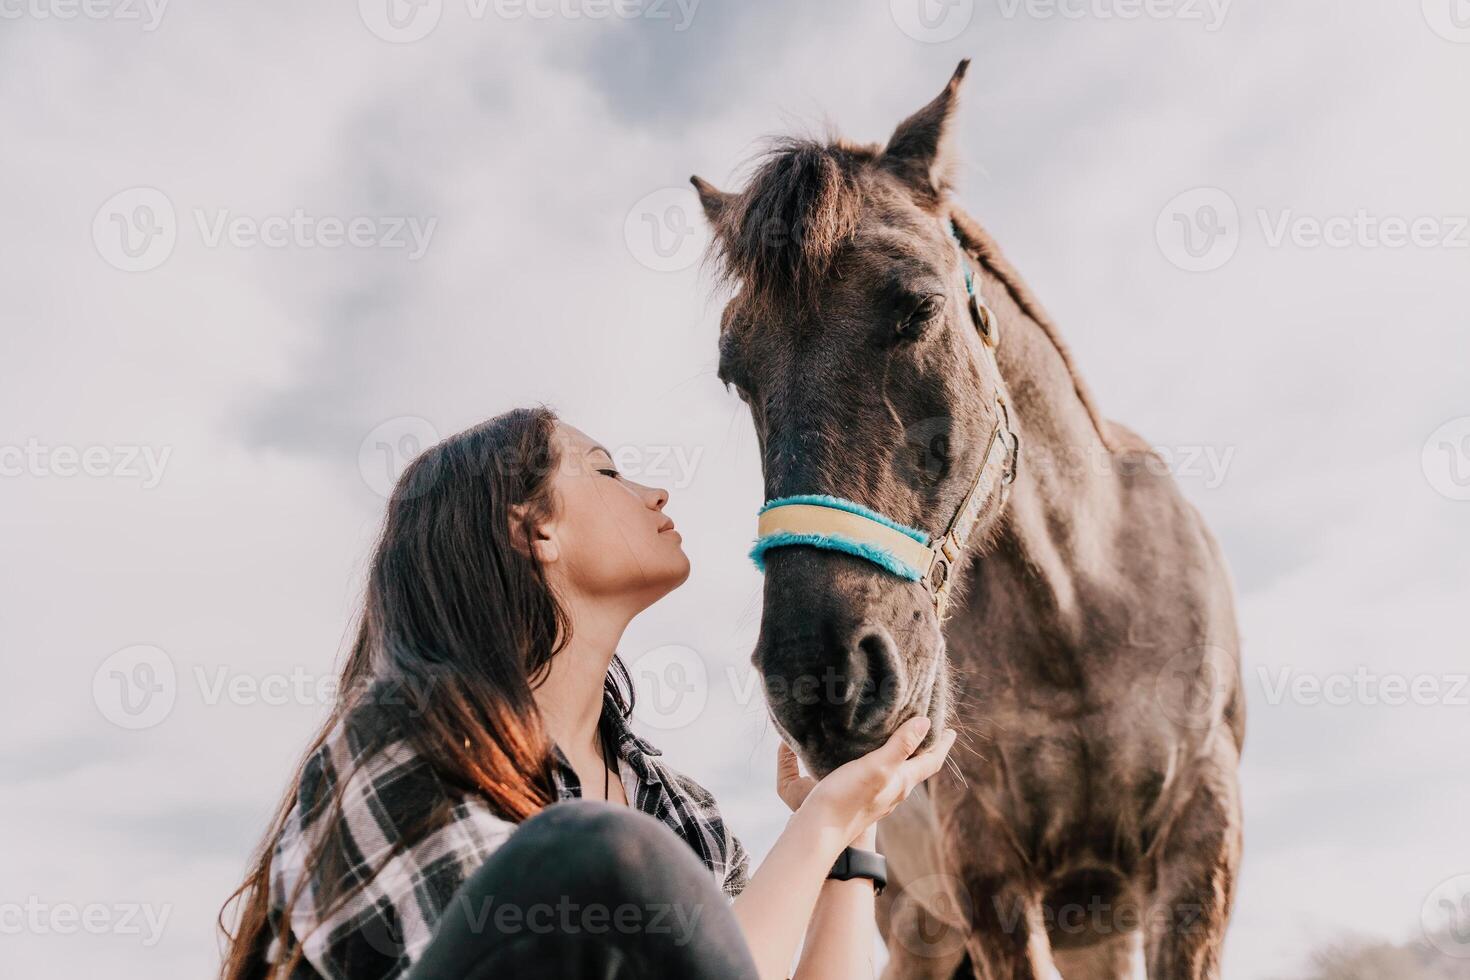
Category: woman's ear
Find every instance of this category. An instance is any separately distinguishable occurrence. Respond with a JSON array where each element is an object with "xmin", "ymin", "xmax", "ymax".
[{"xmin": 508, "ymin": 503, "xmax": 561, "ymax": 564}]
